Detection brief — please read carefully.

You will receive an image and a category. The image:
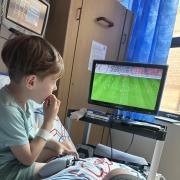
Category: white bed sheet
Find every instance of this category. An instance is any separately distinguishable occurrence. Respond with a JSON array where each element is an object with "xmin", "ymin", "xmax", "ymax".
[{"xmin": 43, "ymin": 157, "xmax": 146, "ymax": 180}]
